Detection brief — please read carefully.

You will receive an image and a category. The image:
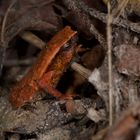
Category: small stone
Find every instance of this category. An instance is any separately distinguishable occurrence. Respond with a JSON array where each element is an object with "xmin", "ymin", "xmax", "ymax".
[
  {"xmin": 114, "ymin": 44, "xmax": 140, "ymax": 78},
  {"xmin": 65, "ymin": 100, "xmax": 86, "ymax": 115}
]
